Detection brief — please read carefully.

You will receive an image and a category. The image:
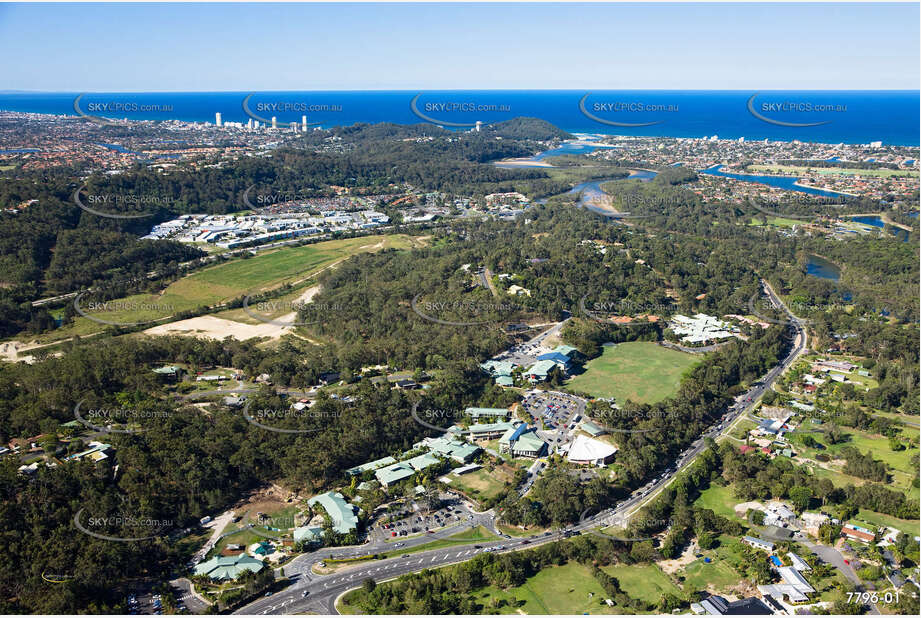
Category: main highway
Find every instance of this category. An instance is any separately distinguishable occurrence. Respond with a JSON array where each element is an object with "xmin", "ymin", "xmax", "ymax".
[{"xmin": 236, "ymin": 279, "xmax": 808, "ymax": 615}]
